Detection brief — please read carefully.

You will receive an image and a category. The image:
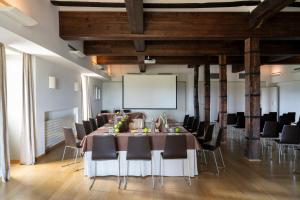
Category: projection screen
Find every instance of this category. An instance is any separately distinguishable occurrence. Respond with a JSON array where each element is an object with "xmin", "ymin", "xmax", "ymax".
[{"xmin": 123, "ymin": 75, "xmax": 177, "ymax": 109}]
